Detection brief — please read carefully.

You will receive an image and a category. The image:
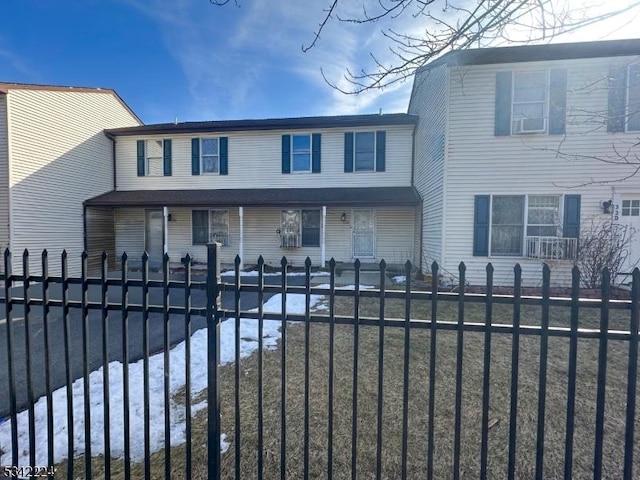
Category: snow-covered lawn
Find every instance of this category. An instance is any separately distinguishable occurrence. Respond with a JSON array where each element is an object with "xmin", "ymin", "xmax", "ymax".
[{"xmin": 0, "ymin": 289, "xmax": 327, "ymax": 467}]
